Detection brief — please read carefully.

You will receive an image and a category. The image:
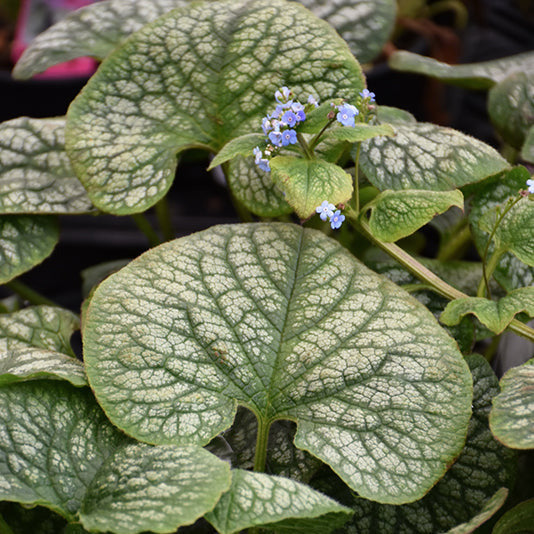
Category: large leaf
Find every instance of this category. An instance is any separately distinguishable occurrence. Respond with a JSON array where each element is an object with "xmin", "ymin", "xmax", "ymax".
[
  {"xmin": 13, "ymin": 0, "xmax": 194, "ymax": 79},
  {"xmin": 389, "ymin": 51, "xmax": 534, "ymax": 90},
  {"xmin": 318, "ymin": 354, "xmax": 515, "ymax": 533},
  {"xmin": 490, "ymin": 358, "xmax": 534, "ymax": 449},
  {"xmin": 0, "ymin": 381, "xmax": 129, "ymax": 520},
  {"xmin": 79, "ymin": 443, "xmax": 231, "ymax": 534},
  {"xmin": 488, "ymin": 71, "xmax": 534, "ymax": 150},
  {"xmin": 0, "ymin": 215, "xmax": 59, "ymax": 284},
  {"xmin": 469, "ymin": 167, "xmax": 534, "ymax": 291},
  {"xmin": 295, "ymin": 0, "xmax": 396, "ymax": 64},
  {"xmin": 0, "ymin": 306, "xmax": 85, "ymax": 386},
  {"xmin": 360, "ymin": 121, "xmax": 509, "ymax": 192},
  {"xmin": 366, "ymin": 189, "xmax": 464, "ymax": 242},
  {"xmin": 205, "ymin": 469, "xmax": 352, "ymax": 534},
  {"xmin": 493, "ymin": 498, "xmax": 534, "ymax": 534},
  {"xmin": 0, "ymin": 118, "xmax": 92, "ymax": 215},
  {"xmin": 65, "ymin": 0, "xmax": 364, "ymax": 215},
  {"xmin": 270, "ymin": 157, "xmax": 353, "ymax": 219},
  {"xmin": 83, "ymin": 223, "xmax": 472, "ymax": 505}
]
